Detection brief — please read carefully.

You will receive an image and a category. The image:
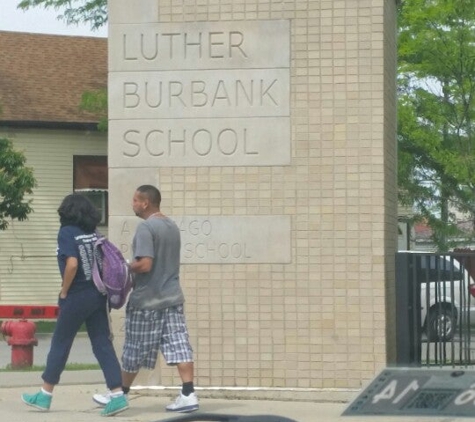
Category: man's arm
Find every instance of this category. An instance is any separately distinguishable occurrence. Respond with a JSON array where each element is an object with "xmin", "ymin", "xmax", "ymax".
[{"xmin": 130, "ymin": 256, "xmax": 153, "ymax": 274}]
